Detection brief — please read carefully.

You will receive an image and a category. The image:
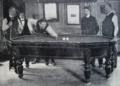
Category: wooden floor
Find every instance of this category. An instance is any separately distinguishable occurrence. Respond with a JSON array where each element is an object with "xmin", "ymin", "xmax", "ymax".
[{"xmin": 0, "ymin": 55, "xmax": 120, "ymax": 86}]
